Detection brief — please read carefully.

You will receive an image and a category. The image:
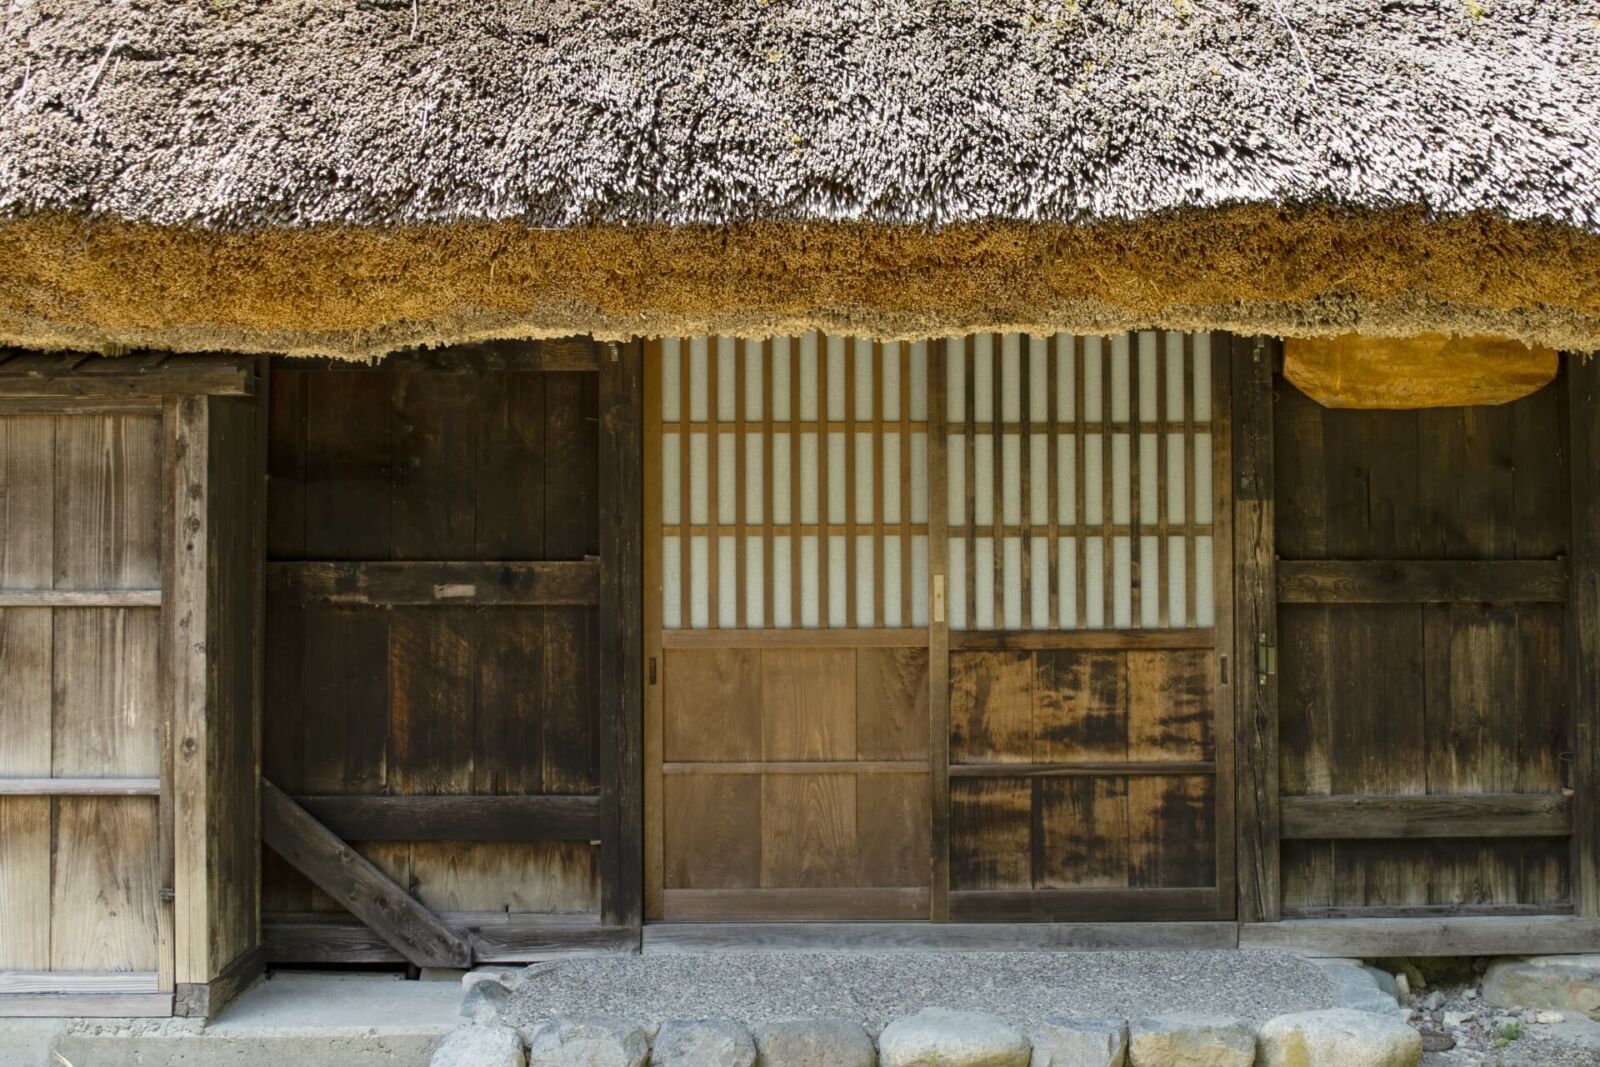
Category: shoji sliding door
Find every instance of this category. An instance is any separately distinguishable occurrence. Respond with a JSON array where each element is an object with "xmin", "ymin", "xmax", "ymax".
[{"xmin": 645, "ymin": 332, "xmax": 1234, "ymax": 924}]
